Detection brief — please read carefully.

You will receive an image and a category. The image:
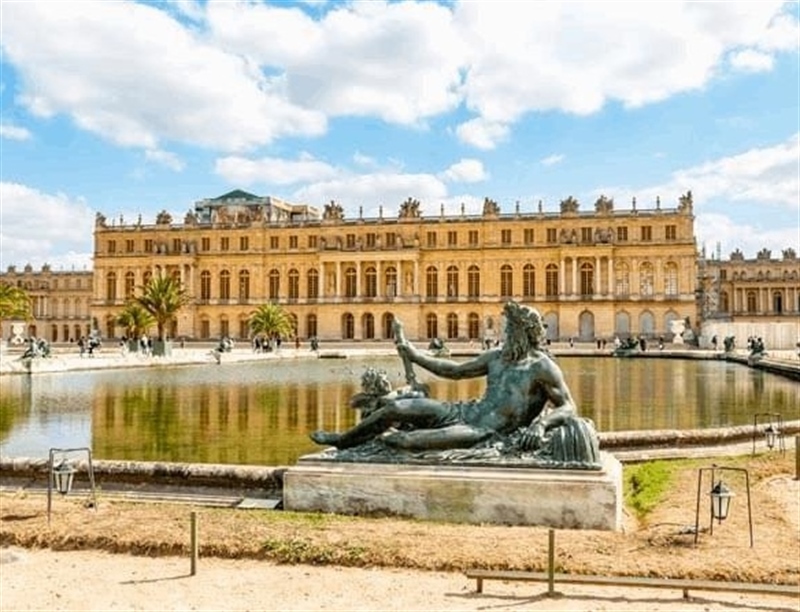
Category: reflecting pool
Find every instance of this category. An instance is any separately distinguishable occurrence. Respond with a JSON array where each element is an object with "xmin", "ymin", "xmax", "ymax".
[{"xmin": 1, "ymin": 356, "xmax": 798, "ymax": 466}]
